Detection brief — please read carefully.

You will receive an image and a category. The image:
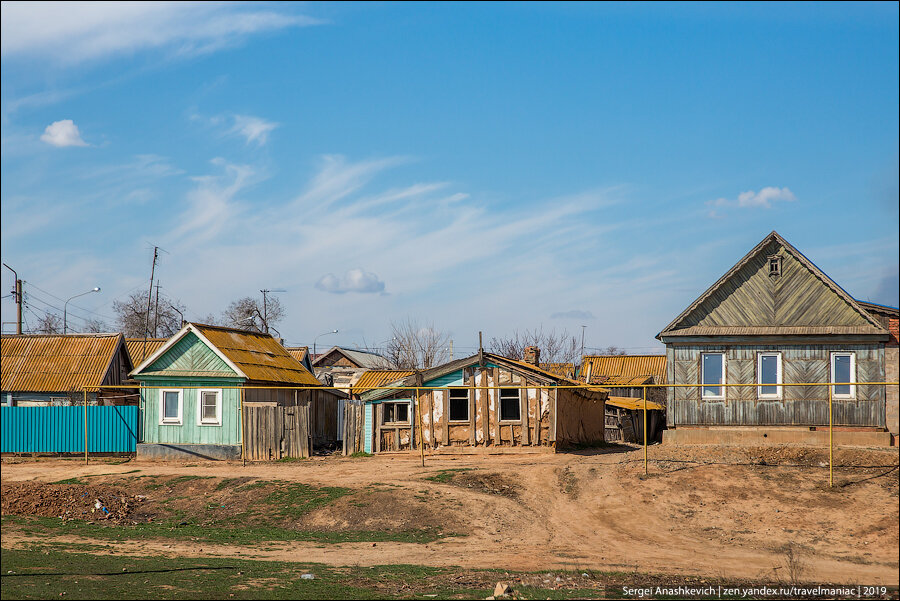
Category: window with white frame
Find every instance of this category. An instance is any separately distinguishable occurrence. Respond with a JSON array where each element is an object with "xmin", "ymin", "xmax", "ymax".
[
  {"xmin": 499, "ymin": 388, "xmax": 521, "ymax": 421},
  {"xmin": 831, "ymin": 352, "xmax": 856, "ymax": 399},
  {"xmin": 757, "ymin": 352, "xmax": 782, "ymax": 399},
  {"xmin": 701, "ymin": 353, "xmax": 725, "ymax": 399},
  {"xmin": 448, "ymin": 388, "xmax": 469, "ymax": 422},
  {"xmin": 160, "ymin": 389, "xmax": 182, "ymax": 424},
  {"xmin": 198, "ymin": 389, "xmax": 222, "ymax": 426}
]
